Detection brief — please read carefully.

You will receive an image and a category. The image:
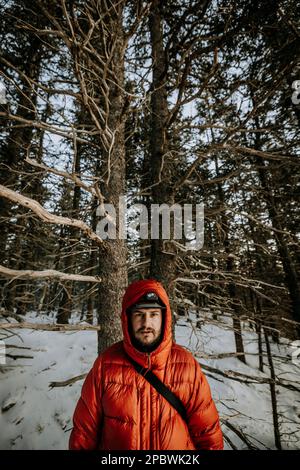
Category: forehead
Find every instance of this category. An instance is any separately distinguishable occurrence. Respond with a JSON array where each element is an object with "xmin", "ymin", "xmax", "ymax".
[{"xmin": 131, "ymin": 308, "xmax": 162, "ymax": 315}]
